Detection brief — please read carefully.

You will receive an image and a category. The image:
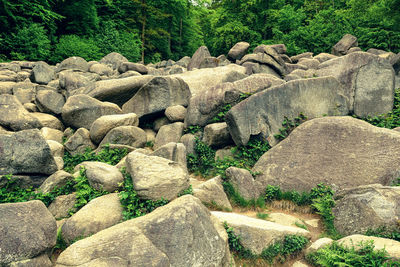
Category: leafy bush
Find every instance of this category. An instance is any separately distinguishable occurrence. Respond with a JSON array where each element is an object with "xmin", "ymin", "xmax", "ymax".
[
  {"xmin": 9, "ymin": 23, "xmax": 51, "ymax": 61},
  {"xmin": 306, "ymin": 241, "xmax": 400, "ymax": 267},
  {"xmin": 274, "ymin": 113, "xmax": 307, "ymax": 141},
  {"xmin": 178, "ymin": 185, "xmax": 193, "ymax": 197},
  {"xmin": 183, "ymin": 125, "xmax": 202, "ymax": 134},
  {"xmin": 51, "ymin": 34, "xmax": 102, "ymax": 63},
  {"xmin": 366, "ymin": 226, "xmax": 400, "ymax": 242},
  {"xmin": 63, "ymin": 145, "xmax": 128, "ymax": 173}
]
